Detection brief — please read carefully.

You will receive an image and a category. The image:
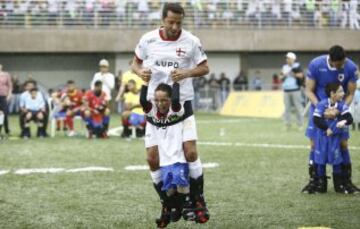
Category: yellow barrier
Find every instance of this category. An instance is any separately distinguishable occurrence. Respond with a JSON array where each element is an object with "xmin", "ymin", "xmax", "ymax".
[{"xmin": 220, "ymin": 91, "xmax": 284, "ymax": 118}]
